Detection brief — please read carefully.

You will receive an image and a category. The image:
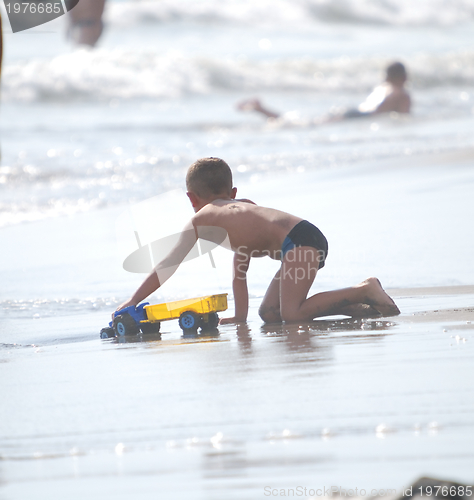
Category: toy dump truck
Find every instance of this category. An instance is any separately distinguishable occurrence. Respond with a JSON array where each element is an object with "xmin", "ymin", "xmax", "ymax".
[{"xmin": 100, "ymin": 293, "xmax": 228, "ymax": 338}]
